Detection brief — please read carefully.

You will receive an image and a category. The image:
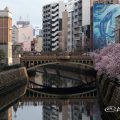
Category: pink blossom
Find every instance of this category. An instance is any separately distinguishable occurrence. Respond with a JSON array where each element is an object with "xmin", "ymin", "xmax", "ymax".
[{"xmin": 91, "ymin": 43, "xmax": 120, "ymax": 79}]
